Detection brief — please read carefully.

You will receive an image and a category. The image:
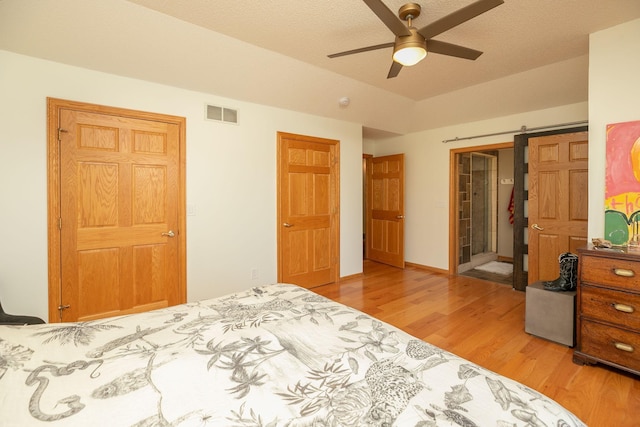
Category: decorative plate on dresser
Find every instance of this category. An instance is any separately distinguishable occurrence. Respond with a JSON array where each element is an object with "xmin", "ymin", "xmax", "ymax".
[{"xmin": 574, "ymin": 245, "xmax": 640, "ymax": 375}]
